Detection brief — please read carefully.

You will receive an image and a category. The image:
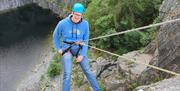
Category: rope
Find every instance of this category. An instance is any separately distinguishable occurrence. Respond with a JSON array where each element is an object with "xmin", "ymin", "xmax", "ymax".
[
  {"xmin": 89, "ymin": 18, "xmax": 180, "ymax": 41},
  {"xmin": 82, "ymin": 18, "xmax": 180, "ymax": 76},
  {"xmin": 81, "ymin": 44, "xmax": 180, "ymax": 76}
]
